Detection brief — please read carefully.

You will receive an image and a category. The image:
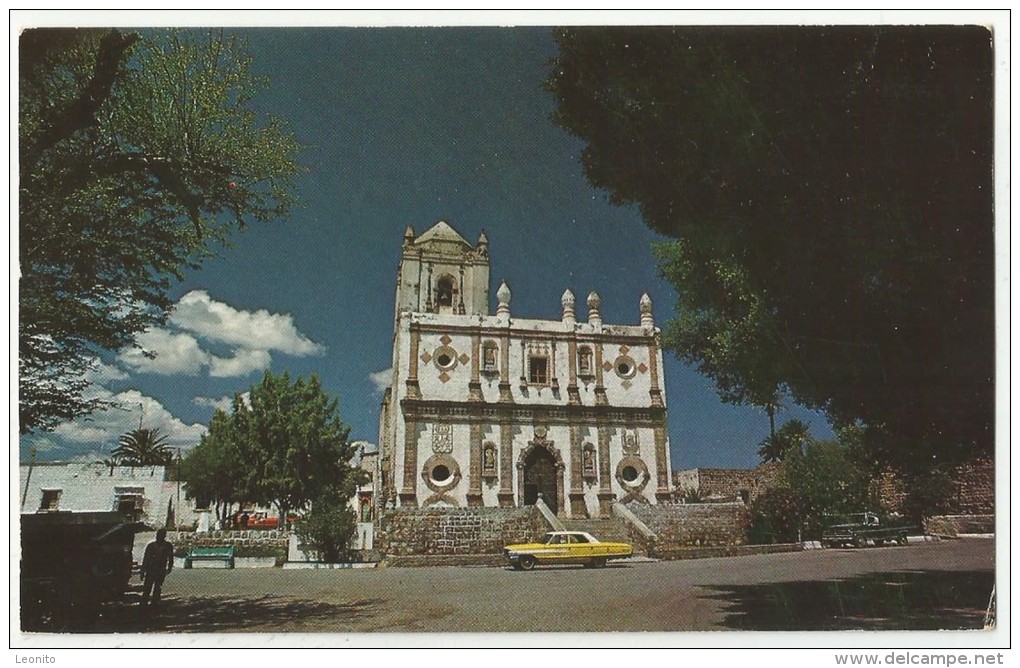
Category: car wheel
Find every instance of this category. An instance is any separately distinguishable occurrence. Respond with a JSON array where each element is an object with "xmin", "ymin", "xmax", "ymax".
[
  {"xmin": 519, "ymin": 555, "xmax": 536, "ymax": 571},
  {"xmin": 592, "ymin": 558, "xmax": 607, "ymax": 569},
  {"xmin": 511, "ymin": 562, "xmax": 523, "ymax": 571},
  {"xmin": 854, "ymin": 535, "xmax": 866, "ymax": 549},
  {"xmin": 897, "ymin": 532, "xmax": 908, "ymax": 546}
]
